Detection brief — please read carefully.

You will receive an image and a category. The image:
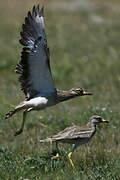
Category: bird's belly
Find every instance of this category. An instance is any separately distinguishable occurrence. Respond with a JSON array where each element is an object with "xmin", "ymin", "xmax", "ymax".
[
  {"xmin": 25, "ymin": 97, "xmax": 49, "ymax": 109},
  {"xmin": 60, "ymin": 138, "xmax": 89, "ymax": 145}
]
